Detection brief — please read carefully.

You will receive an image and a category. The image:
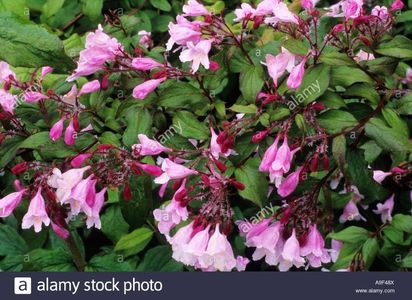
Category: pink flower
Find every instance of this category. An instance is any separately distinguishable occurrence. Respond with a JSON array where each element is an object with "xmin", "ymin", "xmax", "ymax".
[
  {"xmin": 83, "ymin": 188, "xmax": 106, "ymax": 229},
  {"xmin": 0, "ymin": 61, "xmax": 15, "ymax": 83},
  {"xmin": 300, "ymin": 225, "xmax": 331, "ymax": 268},
  {"xmin": 68, "ymin": 25, "xmax": 123, "ymax": 81},
  {"xmin": 199, "ymin": 225, "xmax": 237, "ymax": 271},
  {"xmin": 287, "ymin": 58, "xmax": 306, "ymax": 90},
  {"xmin": 326, "ymin": 0, "xmax": 363, "ymax": 19},
  {"xmin": 234, "ymin": 3, "xmax": 256, "ymax": 22},
  {"xmin": 47, "ymin": 166, "xmax": 91, "ymax": 203},
  {"xmin": 70, "ymin": 153, "xmax": 91, "ymax": 168},
  {"xmin": 179, "ymin": 40, "xmax": 212, "ymax": 73},
  {"xmin": 265, "ymin": 48, "xmax": 296, "ymax": 87},
  {"xmin": 256, "ymin": 0, "xmax": 279, "ymax": 16},
  {"xmin": 167, "ymin": 16, "xmax": 203, "ymax": 50},
  {"xmin": 329, "ymin": 239, "xmax": 343, "ymax": 262},
  {"xmin": 132, "ymin": 78, "xmax": 166, "ymax": 100},
  {"xmin": 138, "ymin": 31, "xmax": 153, "ymax": 48},
  {"xmin": 134, "ymin": 162, "xmax": 163, "ymax": 176},
  {"xmin": 0, "ymin": 190, "xmax": 26, "ymax": 218},
  {"xmin": 132, "ymin": 57, "xmax": 164, "ymax": 71},
  {"xmin": 249, "ymin": 221, "xmax": 284, "ymax": 266},
  {"xmin": 391, "ymin": 0, "xmax": 404, "ymax": 11},
  {"xmin": 69, "ymin": 175, "xmax": 94, "ymax": 216},
  {"xmin": 132, "ymin": 134, "xmax": 170, "ymax": 155},
  {"xmin": 210, "ymin": 128, "xmax": 231, "ymax": 159},
  {"xmin": 62, "ymin": 85, "xmax": 77, "ymax": 106},
  {"xmin": 373, "ymin": 170, "xmax": 391, "ymax": 184},
  {"xmin": 259, "ymin": 135, "xmax": 280, "ymax": 172},
  {"xmin": 179, "ymin": 225, "xmax": 210, "ymax": 266},
  {"xmin": 373, "ymin": 194, "xmax": 394, "ymax": 223},
  {"xmin": 51, "ymin": 222, "xmax": 69, "ymax": 240},
  {"xmin": 50, "ymin": 118, "xmax": 65, "ymax": 141},
  {"xmin": 278, "ymin": 167, "xmax": 303, "ymax": 197},
  {"xmin": 23, "ymin": 91, "xmax": 47, "ymax": 103},
  {"xmin": 154, "ymin": 159, "xmax": 198, "ymax": 185},
  {"xmin": 22, "ymin": 188, "xmax": 51, "ymax": 232},
  {"xmin": 354, "ymin": 50, "xmax": 375, "ymax": 63},
  {"xmin": 302, "ymin": 0, "xmax": 320, "ymax": 10},
  {"xmin": 153, "ymin": 181, "xmax": 189, "ymax": 235},
  {"xmin": 40, "ymin": 66, "xmax": 53, "ymax": 80},
  {"xmin": 64, "ymin": 119, "xmax": 76, "ymax": 145},
  {"xmin": 78, "ymin": 80, "xmax": 100, "ymax": 96},
  {"xmin": 278, "ymin": 229, "xmax": 305, "ymax": 271},
  {"xmin": 170, "ymin": 222, "xmax": 195, "ymax": 260},
  {"xmin": 264, "ymin": 2, "xmax": 299, "ymax": 25},
  {"xmin": 0, "ymin": 88, "xmax": 17, "ymax": 113},
  {"xmin": 235, "ymin": 256, "xmax": 250, "ymax": 271},
  {"xmin": 371, "ymin": 6, "xmax": 389, "ymax": 20},
  {"xmin": 339, "ymin": 200, "xmax": 365, "ymax": 223},
  {"xmin": 183, "ymin": 0, "xmax": 209, "ymax": 17}
]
